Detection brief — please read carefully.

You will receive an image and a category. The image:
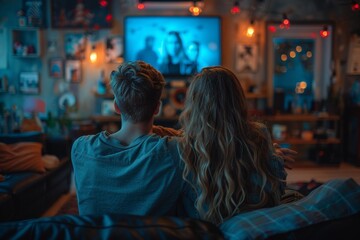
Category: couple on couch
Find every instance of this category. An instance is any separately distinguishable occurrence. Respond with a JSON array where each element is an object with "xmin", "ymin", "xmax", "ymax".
[{"xmin": 71, "ymin": 60, "xmax": 297, "ymax": 225}]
